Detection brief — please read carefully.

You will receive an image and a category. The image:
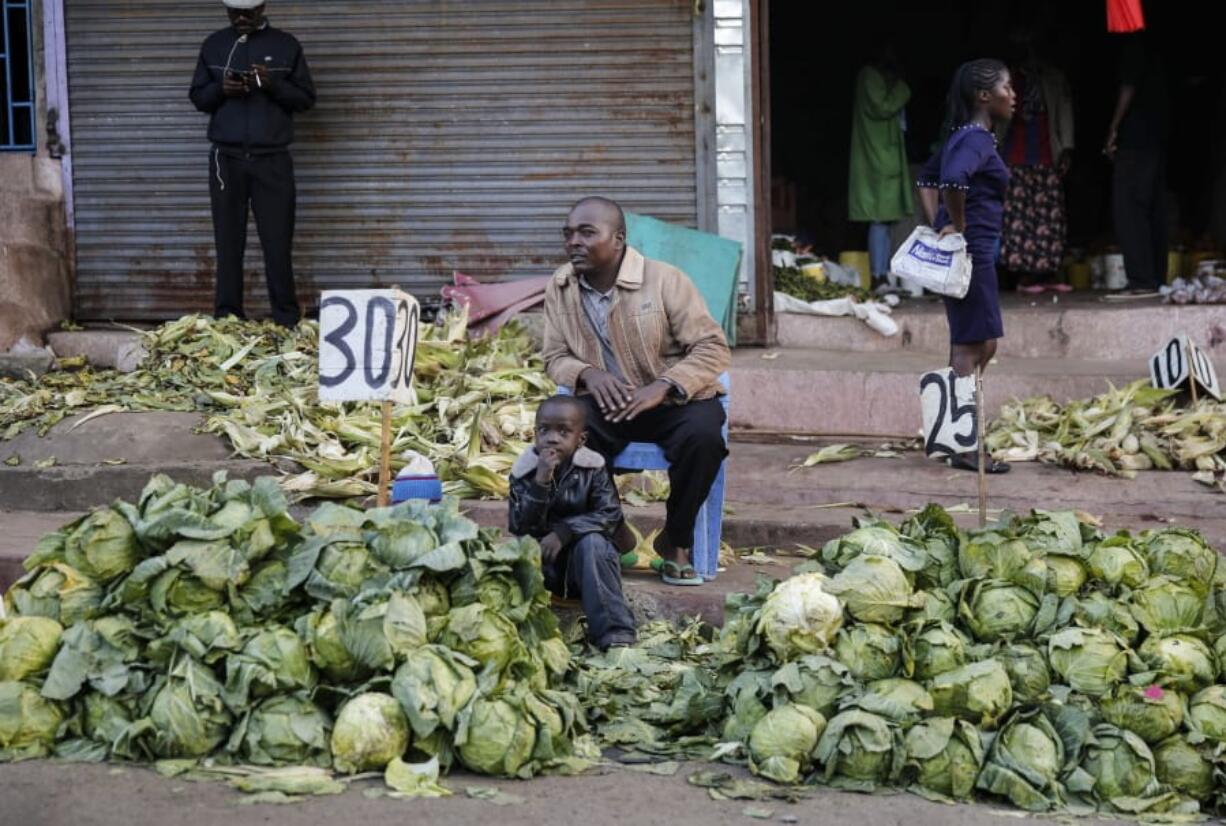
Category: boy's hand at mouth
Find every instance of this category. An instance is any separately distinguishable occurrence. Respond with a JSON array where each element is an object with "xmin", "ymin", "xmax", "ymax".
[{"xmin": 535, "ymin": 446, "xmax": 562, "ymax": 485}]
